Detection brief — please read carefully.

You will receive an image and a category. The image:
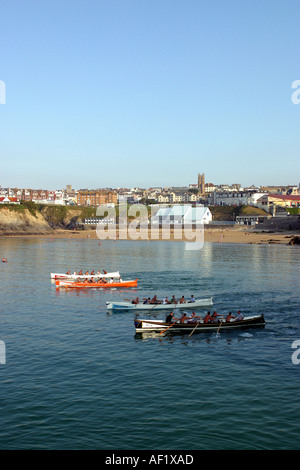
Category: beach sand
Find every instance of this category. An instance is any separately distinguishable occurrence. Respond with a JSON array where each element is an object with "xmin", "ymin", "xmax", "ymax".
[{"xmin": 1, "ymin": 226, "xmax": 298, "ymax": 245}]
